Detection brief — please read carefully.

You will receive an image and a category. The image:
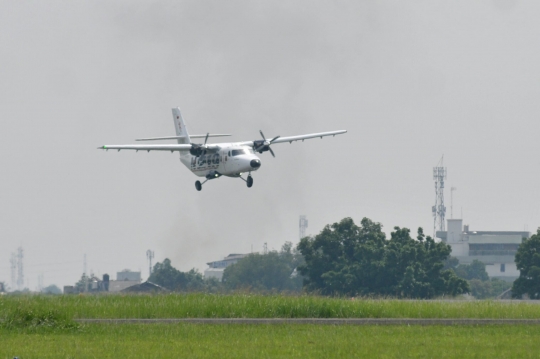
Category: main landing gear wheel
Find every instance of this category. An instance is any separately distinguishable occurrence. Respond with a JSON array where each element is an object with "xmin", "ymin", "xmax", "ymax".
[
  {"xmin": 195, "ymin": 181, "xmax": 202, "ymax": 191},
  {"xmin": 247, "ymin": 175, "xmax": 253, "ymax": 188}
]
